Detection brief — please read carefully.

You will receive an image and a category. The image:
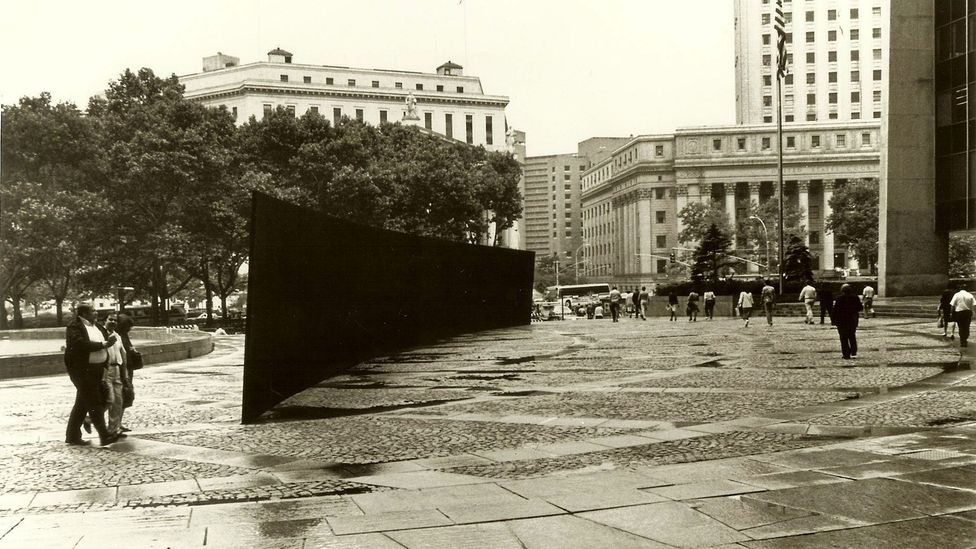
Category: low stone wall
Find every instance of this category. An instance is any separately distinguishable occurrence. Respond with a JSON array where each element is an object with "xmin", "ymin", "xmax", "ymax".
[{"xmin": 0, "ymin": 327, "xmax": 214, "ymax": 380}]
